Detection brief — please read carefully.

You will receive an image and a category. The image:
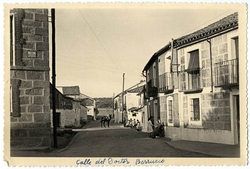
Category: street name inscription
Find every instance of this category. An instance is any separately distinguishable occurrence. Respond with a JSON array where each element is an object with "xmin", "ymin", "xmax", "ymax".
[{"xmin": 76, "ymin": 158, "xmax": 165, "ymax": 166}]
